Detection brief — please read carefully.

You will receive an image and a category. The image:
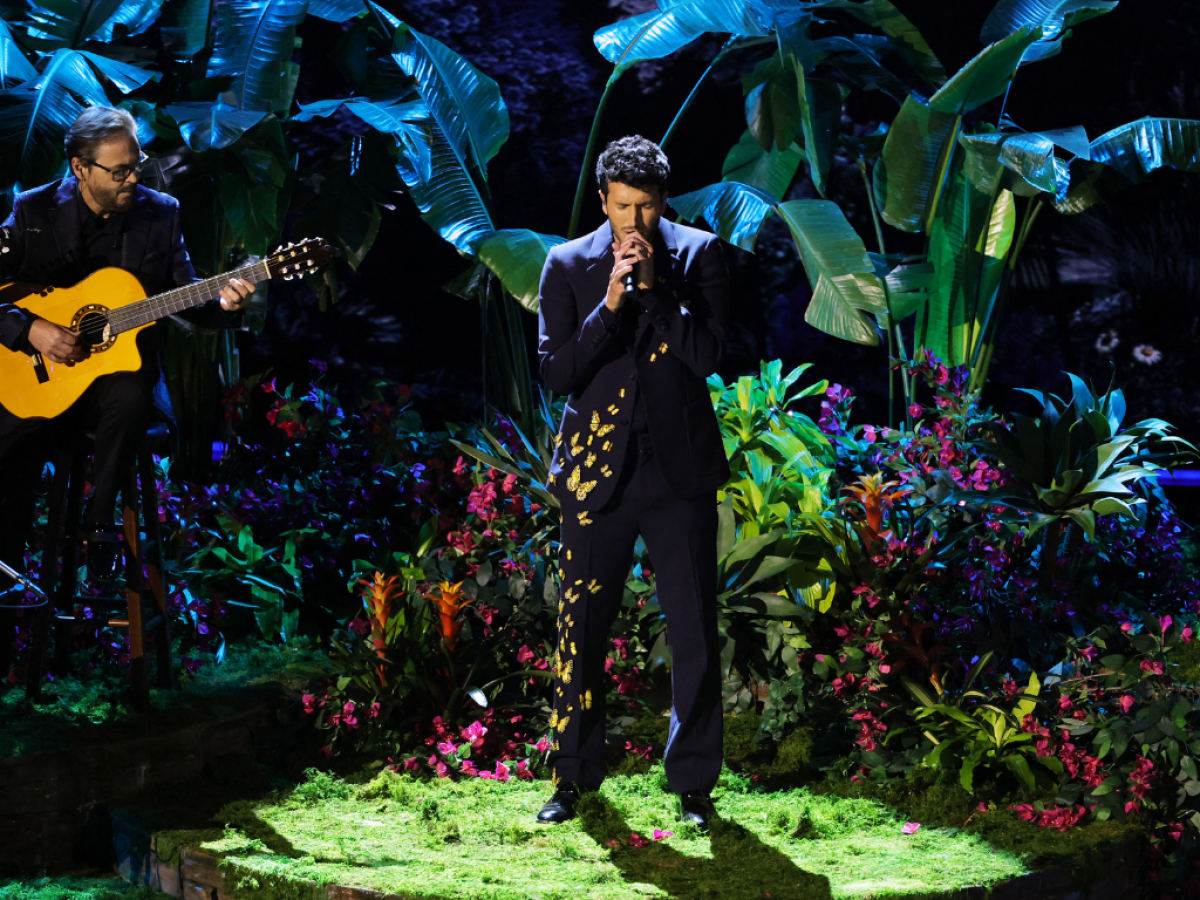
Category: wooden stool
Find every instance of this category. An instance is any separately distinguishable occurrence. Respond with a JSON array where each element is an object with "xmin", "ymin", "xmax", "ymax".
[{"xmin": 23, "ymin": 422, "xmax": 176, "ymax": 709}]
